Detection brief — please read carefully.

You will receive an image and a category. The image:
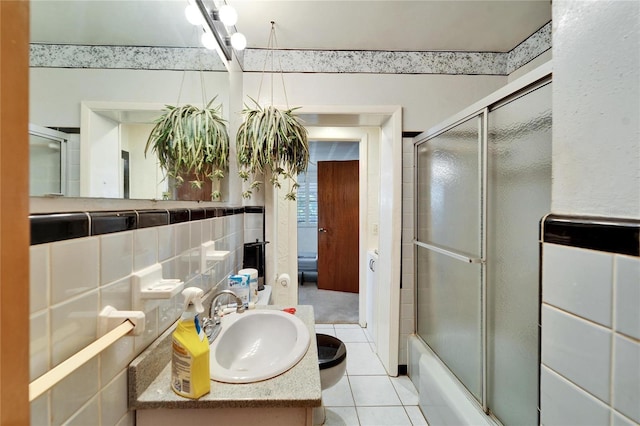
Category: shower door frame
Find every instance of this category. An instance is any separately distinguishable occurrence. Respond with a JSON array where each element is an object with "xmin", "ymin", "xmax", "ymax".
[
  {"xmin": 28, "ymin": 123, "xmax": 68, "ymax": 197},
  {"xmin": 412, "ymin": 63, "xmax": 552, "ymax": 418}
]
